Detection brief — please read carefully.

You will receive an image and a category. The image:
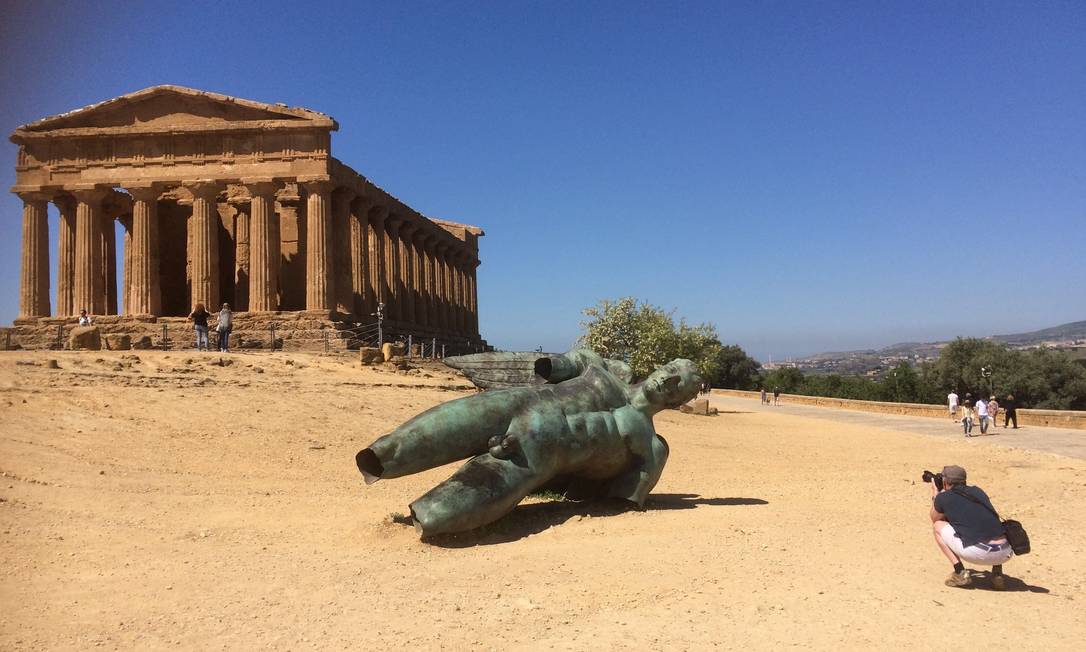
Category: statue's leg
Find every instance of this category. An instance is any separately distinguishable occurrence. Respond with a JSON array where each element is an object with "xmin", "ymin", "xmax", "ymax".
[
  {"xmin": 356, "ymin": 388, "xmax": 532, "ymax": 483},
  {"xmin": 409, "ymin": 454, "xmax": 543, "ymax": 537}
]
